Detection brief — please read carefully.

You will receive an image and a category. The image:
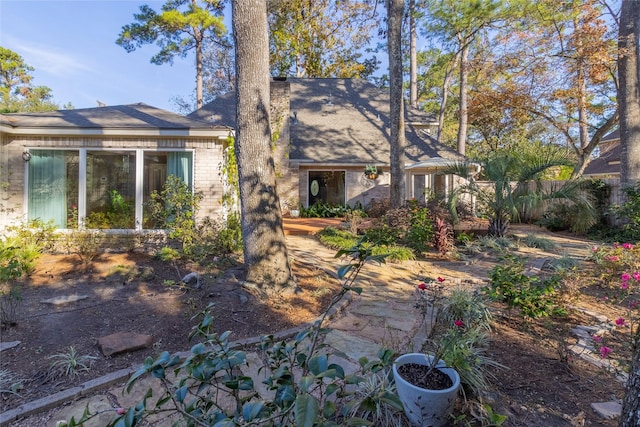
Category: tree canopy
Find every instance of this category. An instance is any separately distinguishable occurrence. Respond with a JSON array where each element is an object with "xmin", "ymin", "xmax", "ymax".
[
  {"xmin": 0, "ymin": 47, "xmax": 60, "ymax": 113},
  {"xmin": 116, "ymin": 0, "xmax": 227, "ymax": 109}
]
